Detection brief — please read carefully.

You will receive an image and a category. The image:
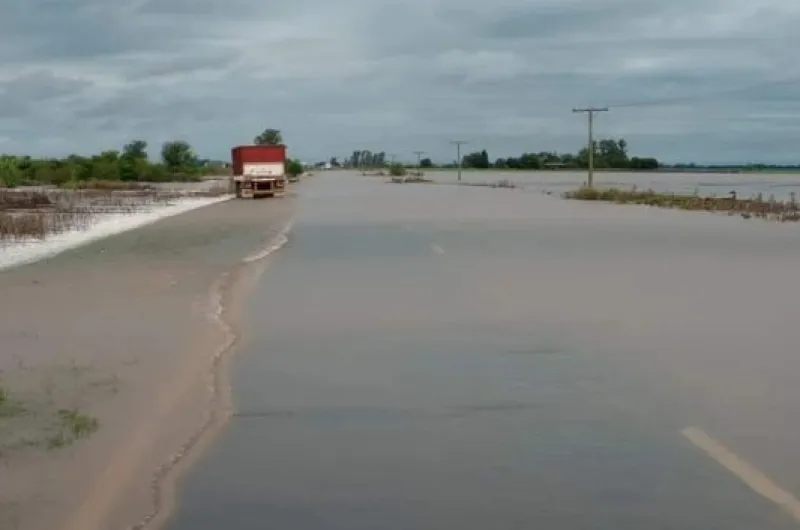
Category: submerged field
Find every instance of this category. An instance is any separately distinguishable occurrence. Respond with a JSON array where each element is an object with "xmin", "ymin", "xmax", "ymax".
[
  {"xmin": 0, "ymin": 182, "xmax": 229, "ymax": 242},
  {"xmin": 418, "ymin": 169, "xmax": 800, "ymax": 200}
]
